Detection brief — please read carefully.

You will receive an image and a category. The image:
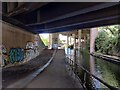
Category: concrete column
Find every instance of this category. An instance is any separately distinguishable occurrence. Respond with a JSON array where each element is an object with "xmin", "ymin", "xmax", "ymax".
[
  {"xmin": 69, "ymin": 35, "xmax": 72, "ymax": 64},
  {"xmin": 90, "ymin": 28, "xmax": 98, "ymax": 53},
  {"xmin": 52, "ymin": 33, "xmax": 59, "ymax": 49},
  {"xmin": 70, "ymin": 35, "xmax": 72, "ymax": 45},
  {"xmin": 58, "ymin": 34, "xmax": 60, "ymax": 49},
  {"xmin": 84, "ymin": 35, "xmax": 86, "ymax": 49},
  {"xmin": 48, "ymin": 34, "xmax": 52, "ymax": 49},
  {"xmin": 78, "ymin": 30, "xmax": 81, "ymax": 49},
  {"xmin": 78, "ymin": 30, "xmax": 81, "ymax": 59},
  {"xmin": 67, "ymin": 34, "xmax": 69, "ymax": 48},
  {"xmin": 67, "ymin": 34, "xmax": 69, "ymax": 57},
  {"xmin": 73, "ymin": 34, "xmax": 77, "ymax": 70}
]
